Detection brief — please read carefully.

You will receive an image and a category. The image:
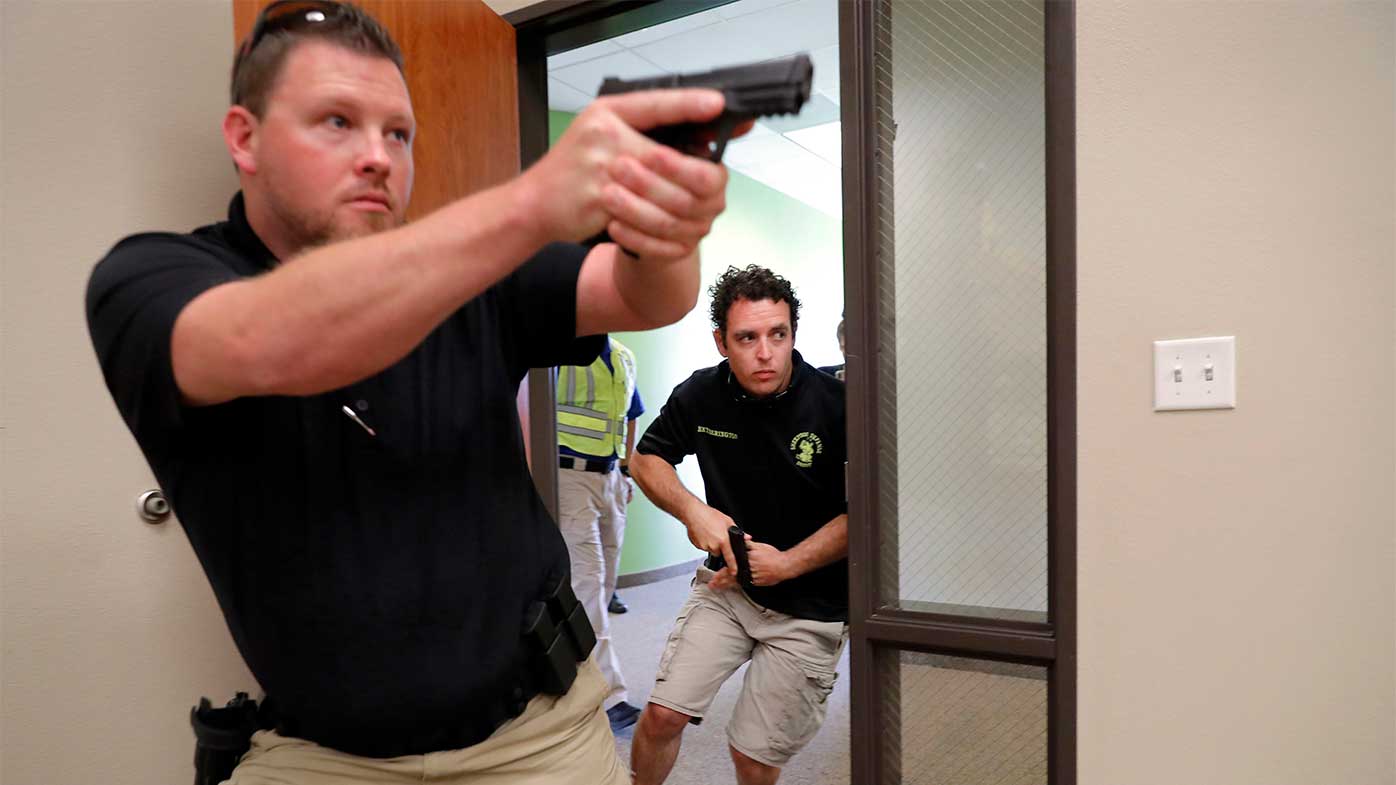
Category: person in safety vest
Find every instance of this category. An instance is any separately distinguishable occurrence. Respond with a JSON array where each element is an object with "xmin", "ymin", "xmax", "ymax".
[{"xmin": 555, "ymin": 336, "xmax": 645, "ymax": 733}]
